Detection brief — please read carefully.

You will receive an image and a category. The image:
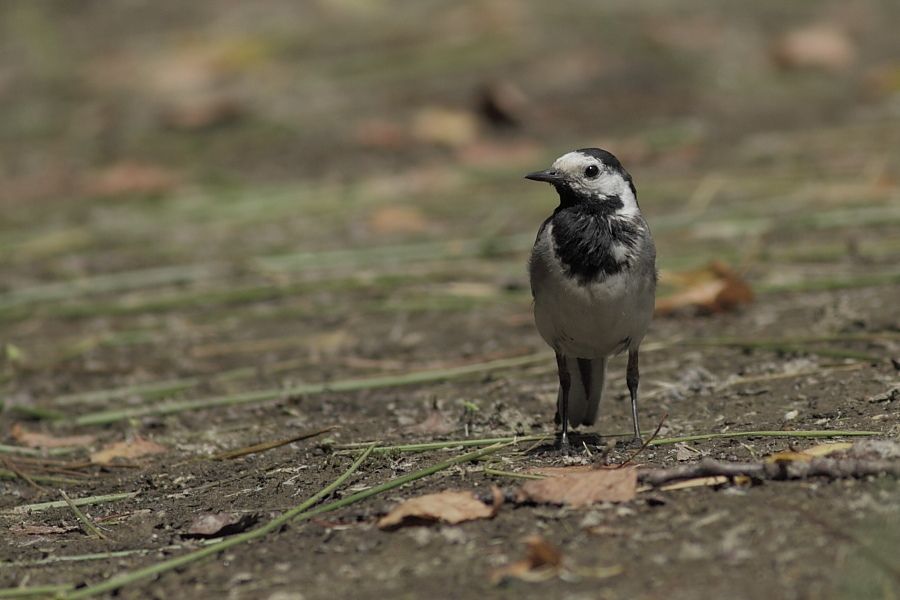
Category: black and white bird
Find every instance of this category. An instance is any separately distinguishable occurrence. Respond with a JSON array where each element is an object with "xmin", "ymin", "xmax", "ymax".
[{"xmin": 525, "ymin": 148, "xmax": 657, "ymax": 449}]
